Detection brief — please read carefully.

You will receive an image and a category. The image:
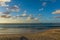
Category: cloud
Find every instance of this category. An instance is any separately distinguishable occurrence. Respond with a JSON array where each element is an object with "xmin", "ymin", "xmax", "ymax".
[
  {"xmin": 29, "ymin": 14, "xmax": 33, "ymax": 17},
  {"xmin": 0, "ymin": 12, "xmax": 3, "ymax": 16},
  {"xmin": 21, "ymin": 10, "xmax": 27, "ymax": 17},
  {"xmin": 26, "ymin": 14, "xmax": 34, "ymax": 21},
  {"xmin": 14, "ymin": 5, "xmax": 19, "ymax": 7},
  {"xmin": 22, "ymin": 13, "xmax": 27, "ymax": 17},
  {"xmin": 27, "ymin": 17, "xmax": 31, "ymax": 20},
  {"xmin": 34, "ymin": 18, "xmax": 38, "ymax": 21},
  {"xmin": 26, "ymin": 15, "xmax": 39, "ymax": 22},
  {"xmin": 42, "ymin": 2, "xmax": 47, "ymax": 7},
  {"xmin": 0, "ymin": 0, "xmax": 11, "ymax": 6},
  {"xmin": 0, "ymin": 11, "xmax": 10, "ymax": 15},
  {"xmin": 1, "ymin": 15, "xmax": 9, "ymax": 18},
  {"xmin": 39, "ymin": 8, "xmax": 44, "ymax": 11},
  {"xmin": 52, "ymin": 10, "xmax": 60, "ymax": 14},
  {"xmin": 54, "ymin": 16, "xmax": 60, "ymax": 18},
  {"xmin": 26, "ymin": 17, "xmax": 32, "ymax": 22},
  {"xmin": 3, "ymin": 11, "xmax": 10, "ymax": 15},
  {"xmin": 0, "ymin": 12, "xmax": 3, "ymax": 14},
  {"xmin": 11, "ymin": 5, "xmax": 19, "ymax": 12},
  {"xmin": 6, "ymin": 5, "xmax": 19, "ymax": 12},
  {"xmin": 0, "ymin": 11, "xmax": 11, "ymax": 18},
  {"xmin": 24, "ymin": 10, "xmax": 27, "ymax": 13},
  {"xmin": 0, "ymin": 2, "xmax": 7, "ymax": 6},
  {"xmin": 38, "ymin": 14, "xmax": 41, "ymax": 17},
  {"xmin": 0, "ymin": 0, "xmax": 11, "ymax": 2},
  {"xmin": 19, "ymin": 10, "xmax": 28, "ymax": 17}
]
